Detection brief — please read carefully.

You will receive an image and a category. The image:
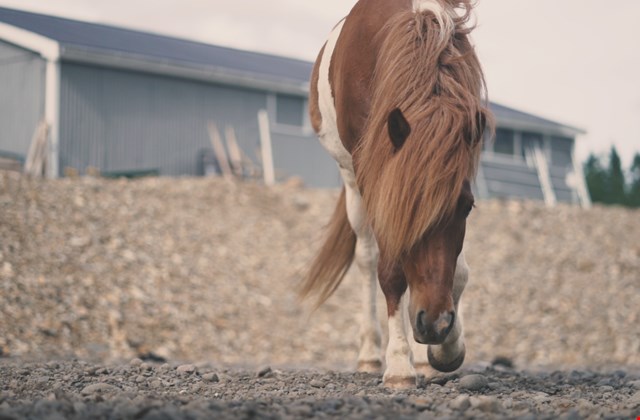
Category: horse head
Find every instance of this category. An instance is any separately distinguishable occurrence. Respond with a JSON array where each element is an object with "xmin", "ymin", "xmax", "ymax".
[{"xmin": 377, "ymin": 107, "xmax": 482, "ymax": 346}]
